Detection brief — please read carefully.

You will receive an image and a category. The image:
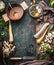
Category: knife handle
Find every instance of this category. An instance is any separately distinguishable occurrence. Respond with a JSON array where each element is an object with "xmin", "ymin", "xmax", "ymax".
[{"xmin": 10, "ymin": 57, "xmax": 22, "ymax": 60}]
